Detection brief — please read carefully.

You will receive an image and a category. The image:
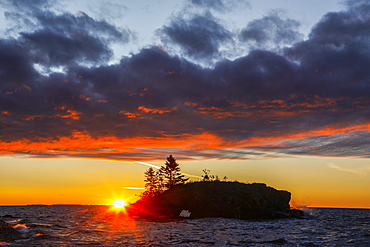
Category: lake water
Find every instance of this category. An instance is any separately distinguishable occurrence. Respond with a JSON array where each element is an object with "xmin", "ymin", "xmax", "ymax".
[{"xmin": 0, "ymin": 205, "xmax": 369, "ymax": 246}]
